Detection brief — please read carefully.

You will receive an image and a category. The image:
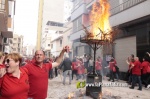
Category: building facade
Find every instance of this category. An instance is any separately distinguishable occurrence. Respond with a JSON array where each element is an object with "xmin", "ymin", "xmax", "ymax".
[
  {"xmin": 70, "ymin": 0, "xmax": 103, "ymax": 59},
  {"xmin": 11, "ymin": 34, "xmax": 23, "ymax": 54},
  {"xmin": 42, "ymin": 21, "xmax": 65, "ymax": 58},
  {"xmin": 40, "ymin": 0, "xmax": 65, "ymax": 50},
  {"xmin": 64, "ymin": 0, "xmax": 73, "ymax": 22},
  {"xmin": 109, "ymin": 0, "xmax": 150, "ymax": 73},
  {"xmin": 70, "ymin": 0, "xmax": 150, "ymax": 79},
  {"xmin": 41, "ymin": 0, "xmax": 73, "ymax": 58},
  {"xmin": 50, "ymin": 21, "xmax": 73, "ymax": 59},
  {"xmin": 0, "ymin": 0, "xmax": 15, "ymax": 53}
]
